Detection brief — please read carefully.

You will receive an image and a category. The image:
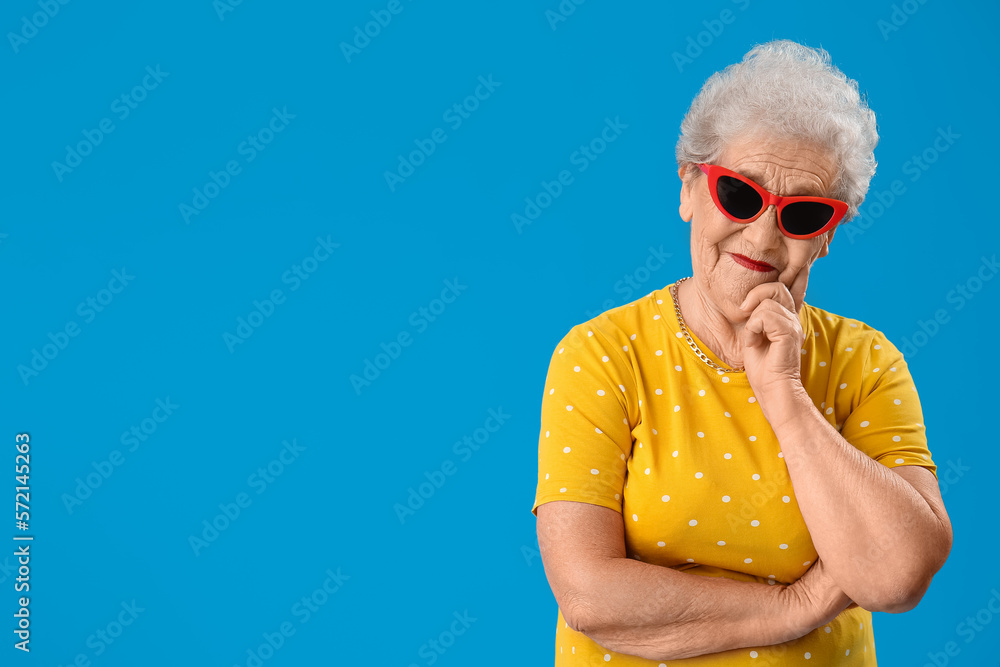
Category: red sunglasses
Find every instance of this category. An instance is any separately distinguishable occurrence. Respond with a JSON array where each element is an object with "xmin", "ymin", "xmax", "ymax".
[{"xmin": 697, "ymin": 163, "xmax": 849, "ymax": 239}]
